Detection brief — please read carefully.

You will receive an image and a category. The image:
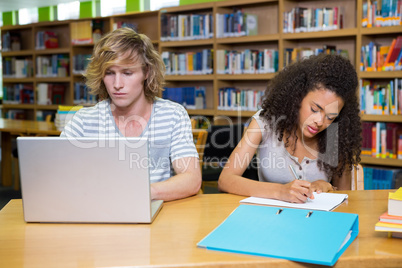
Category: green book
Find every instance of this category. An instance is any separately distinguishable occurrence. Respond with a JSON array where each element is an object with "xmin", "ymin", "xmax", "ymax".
[{"xmin": 246, "ymin": 14, "xmax": 258, "ymax": 36}]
